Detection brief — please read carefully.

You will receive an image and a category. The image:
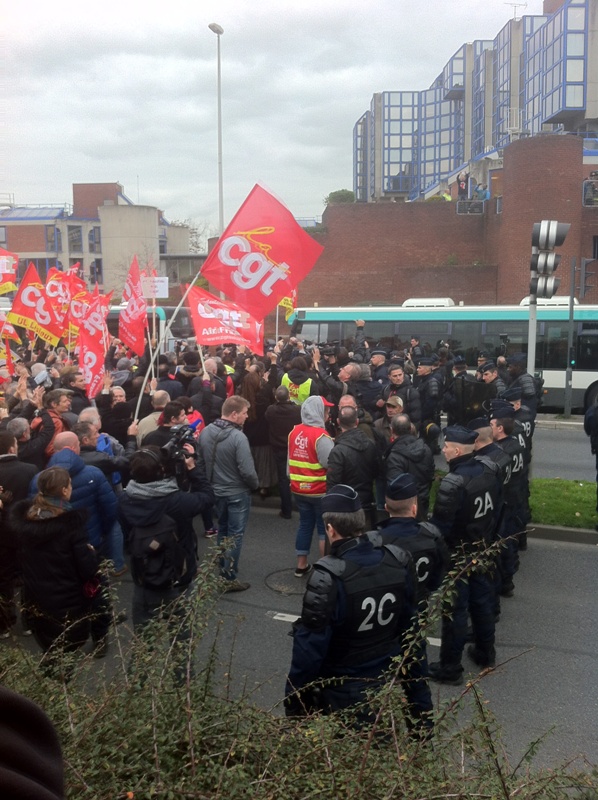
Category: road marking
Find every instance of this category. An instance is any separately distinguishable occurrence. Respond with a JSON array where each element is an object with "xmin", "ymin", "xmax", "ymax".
[
  {"xmin": 267, "ymin": 611, "xmax": 442, "ymax": 648},
  {"xmin": 269, "ymin": 612, "xmax": 300, "ymax": 623}
]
